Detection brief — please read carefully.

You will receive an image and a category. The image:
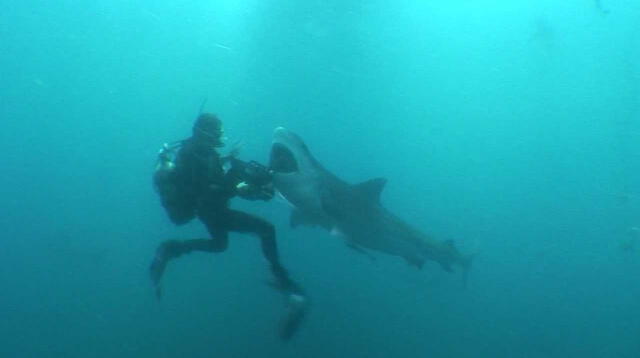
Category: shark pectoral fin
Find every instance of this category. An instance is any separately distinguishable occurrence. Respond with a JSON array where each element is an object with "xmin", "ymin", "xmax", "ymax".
[
  {"xmin": 346, "ymin": 242, "xmax": 377, "ymax": 262},
  {"xmin": 353, "ymin": 178, "xmax": 387, "ymax": 203}
]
